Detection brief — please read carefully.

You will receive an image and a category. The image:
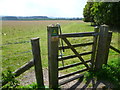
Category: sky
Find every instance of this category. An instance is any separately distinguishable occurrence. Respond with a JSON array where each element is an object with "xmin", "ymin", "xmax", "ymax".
[{"xmin": 0, "ymin": 0, "xmax": 87, "ymax": 18}]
